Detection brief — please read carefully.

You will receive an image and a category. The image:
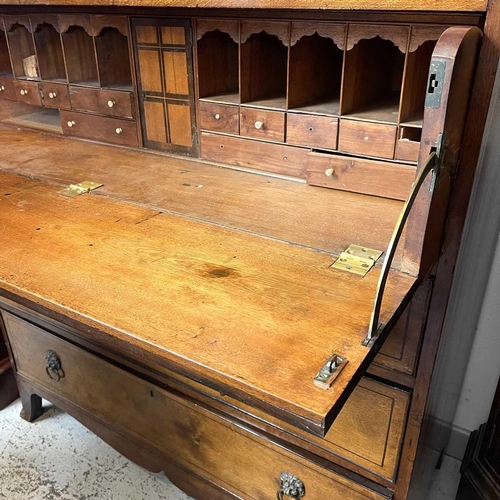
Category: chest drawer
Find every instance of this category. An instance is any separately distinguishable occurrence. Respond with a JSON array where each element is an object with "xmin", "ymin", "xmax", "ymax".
[
  {"xmin": 0, "ymin": 77, "xmax": 16, "ymax": 101},
  {"xmin": 240, "ymin": 107, "xmax": 285, "ymax": 142},
  {"xmin": 199, "ymin": 101, "xmax": 239, "ymax": 134},
  {"xmin": 338, "ymin": 120, "xmax": 397, "ymax": 159},
  {"xmin": 4, "ymin": 311, "xmax": 390, "ymax": 500},
  {"xmin": 97, "ymin": 90, "xmax": 135, "ymax": 119},
  {"xmin": 41, "ymin": 82, "xmax": 71, "ymax": 110},
  {"xmin": 287, "ymin": 113, "xmax": 338, "ymax": 150},
  {"xmin": 13, "ymin": 80, "xmax": 42, "ymax": 106},
  {"xmin": 60, "ymin": 110, "xmax": 138, "ymax": 147}
]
